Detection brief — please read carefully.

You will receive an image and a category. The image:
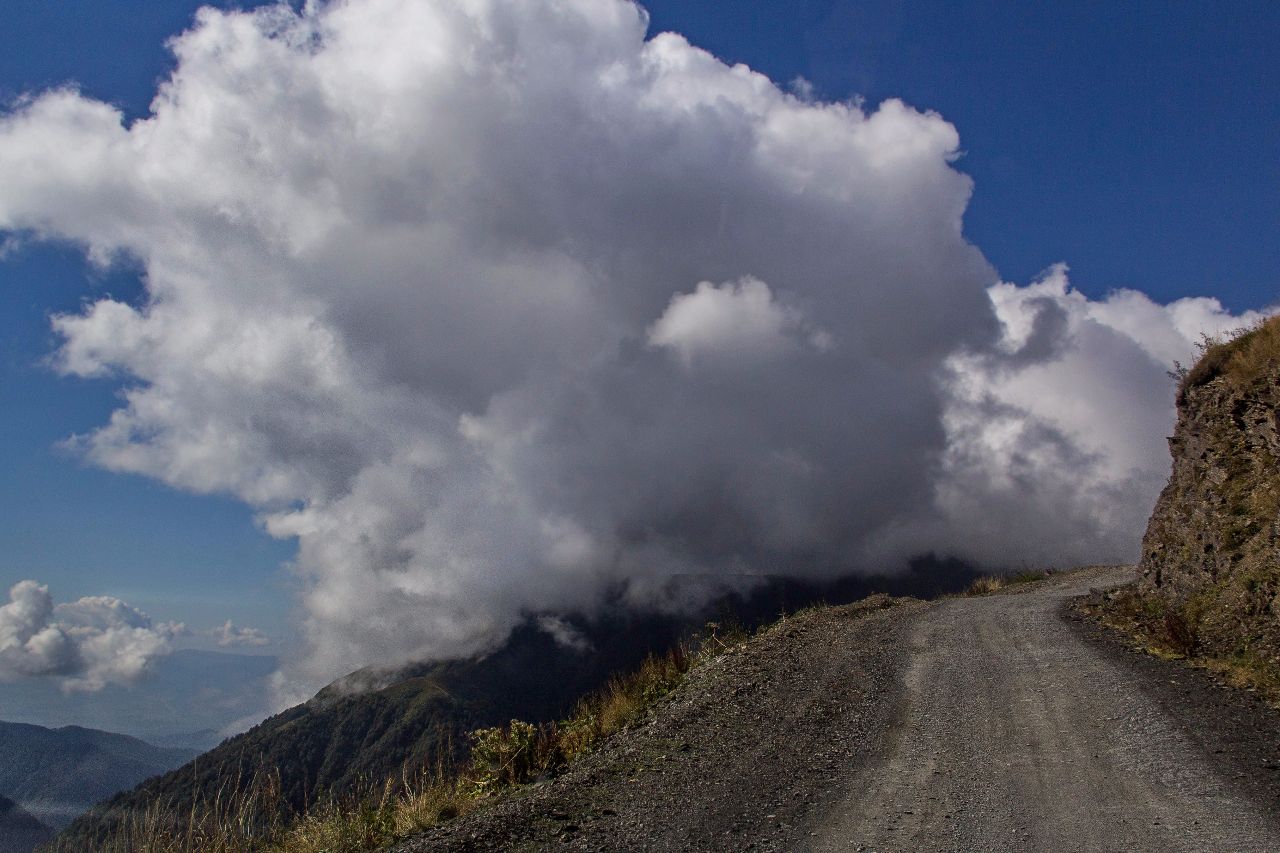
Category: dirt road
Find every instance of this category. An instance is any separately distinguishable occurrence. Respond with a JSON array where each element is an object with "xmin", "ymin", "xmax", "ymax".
[
  {"xmin": 396, "ymin": 568, "xmax": 1280, "ymax": 852},
  {"xmin": 808, "ymin": 568, "xmax": 1279, "ymax": 852}
]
